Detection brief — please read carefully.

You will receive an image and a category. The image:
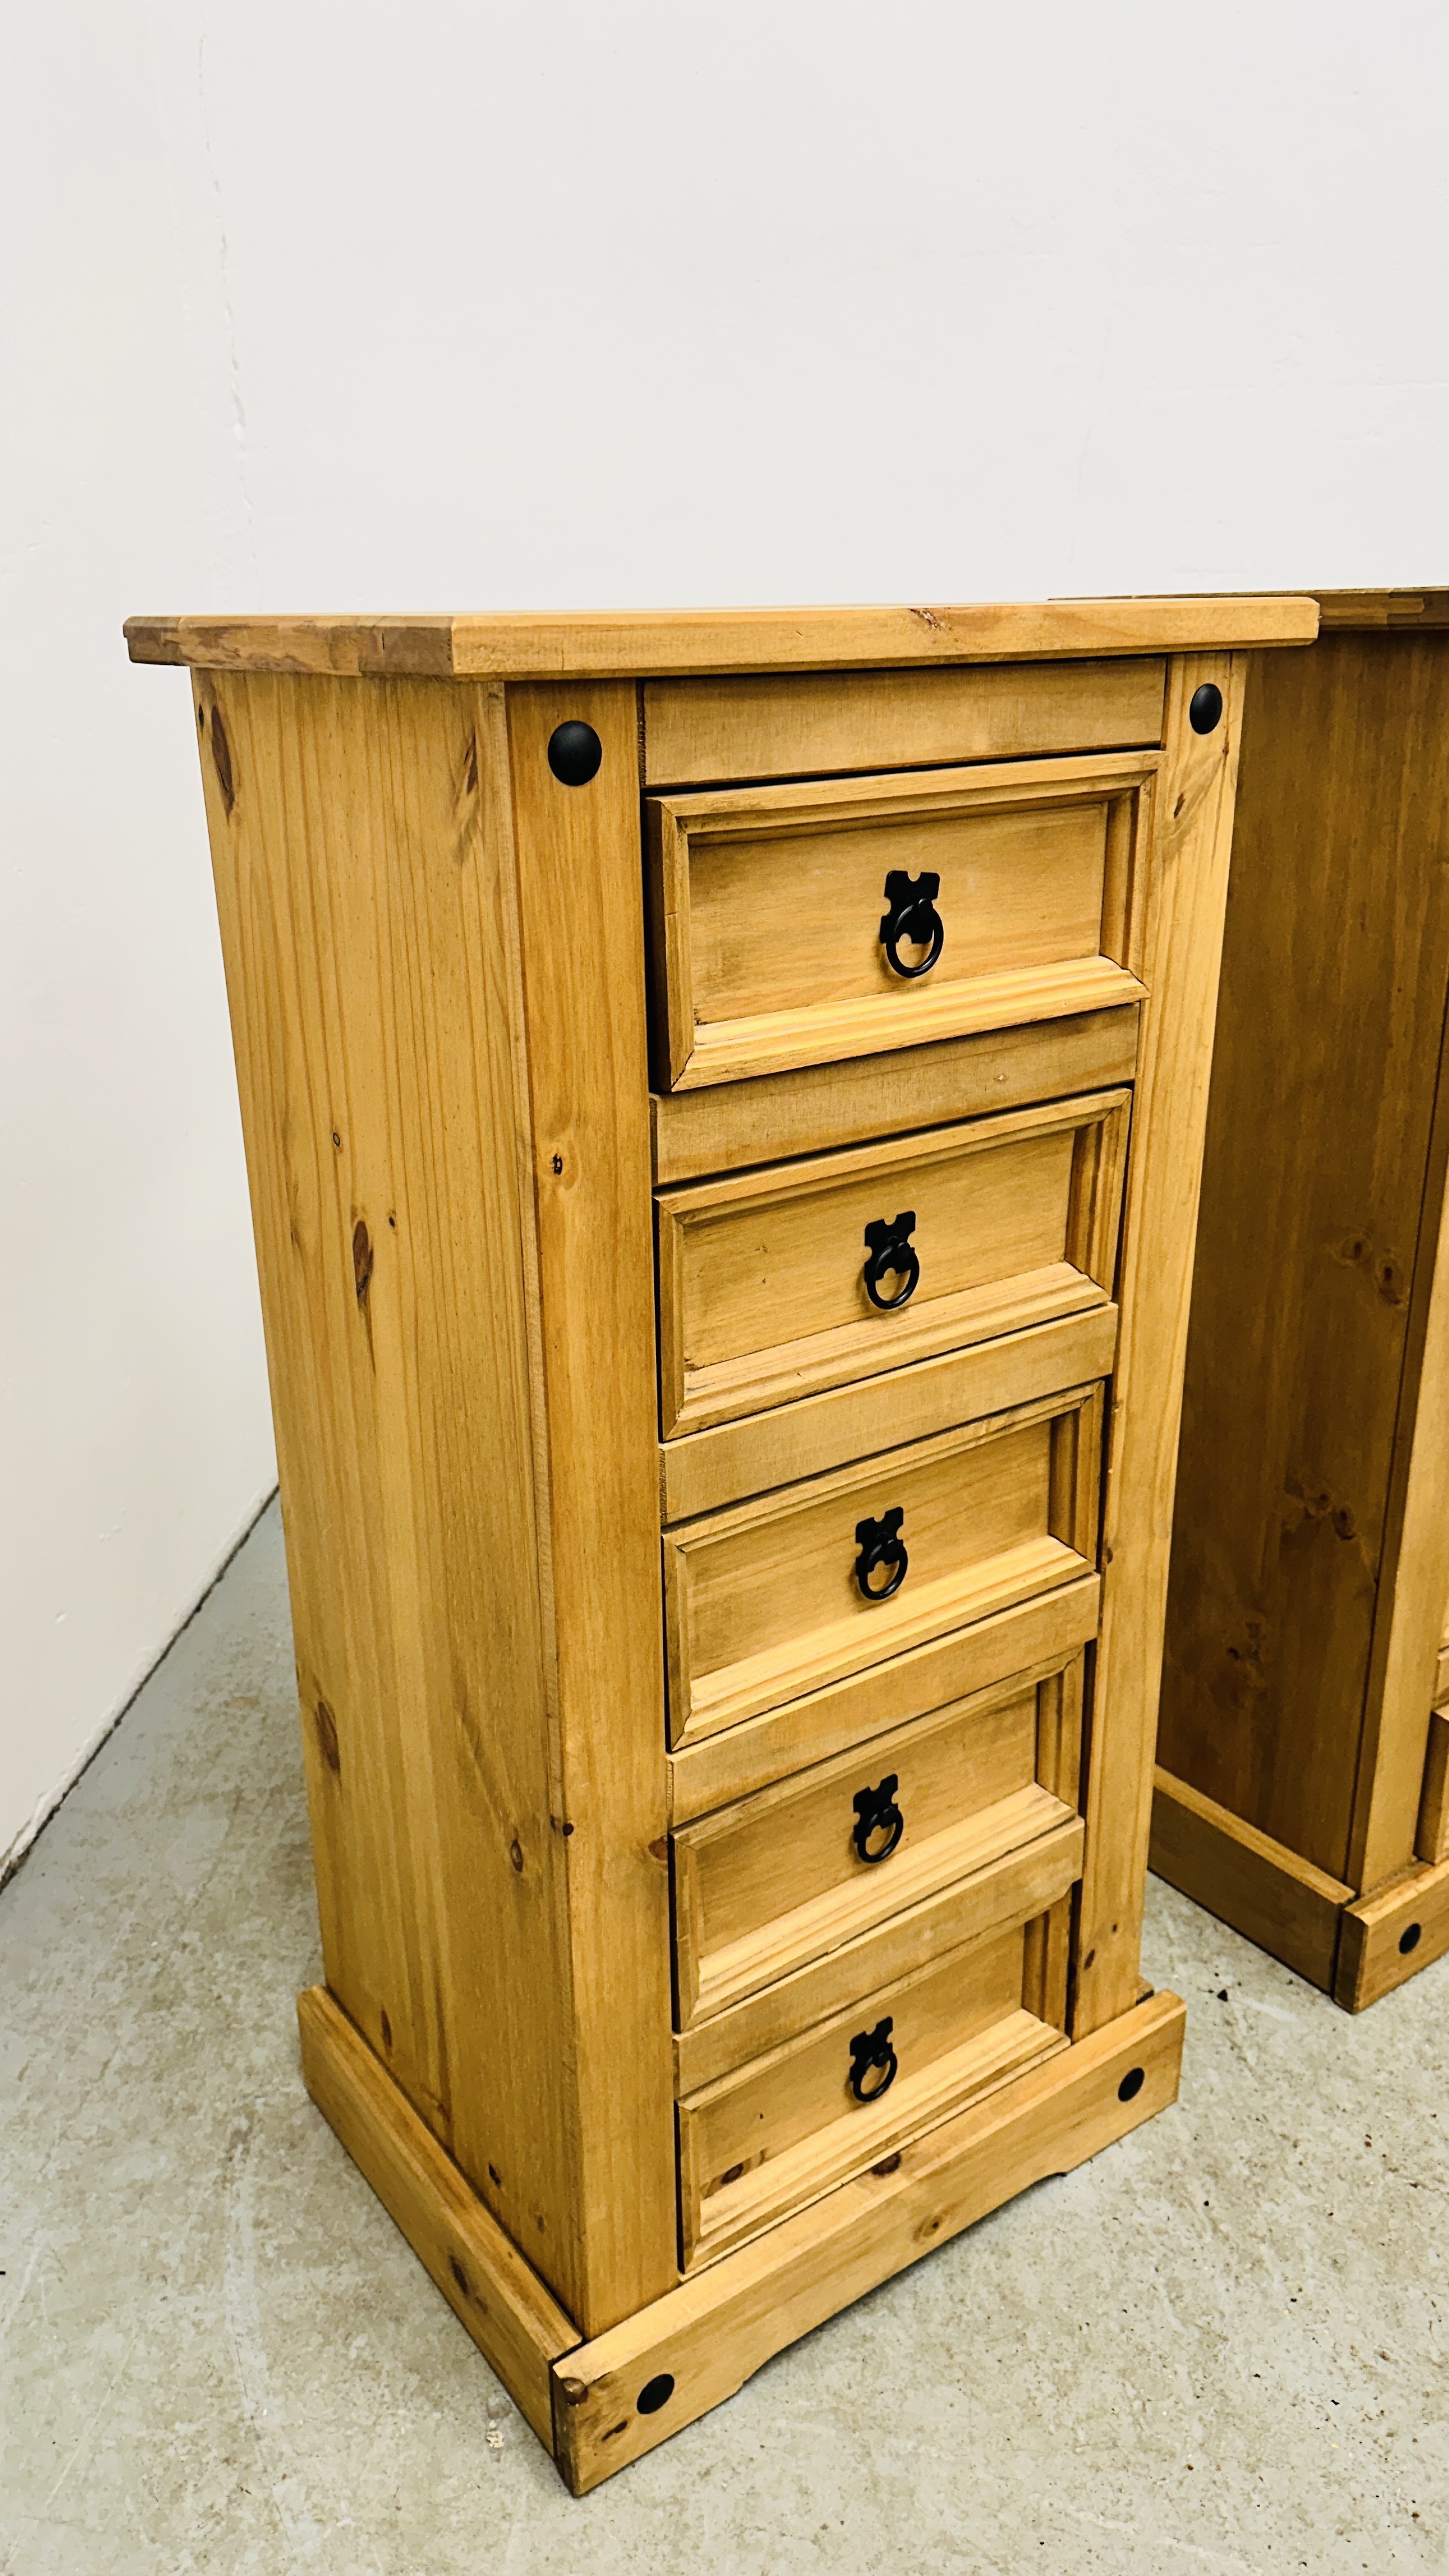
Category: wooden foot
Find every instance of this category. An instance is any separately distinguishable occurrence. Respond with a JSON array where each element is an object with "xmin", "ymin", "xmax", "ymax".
[
  {"xmin": 1335, "ymin": 1855, "xmax": 1449, "ymax": 2009},
  {"xmin": 296, "ymin": 1986, "xmax": 577, "ymax": 2448},
  {"xmin": 550, "ymin": 1989, "xmax": 1184, "ymax": 2492},
  {"xmin": 300, "ymin": 1981, "xmax": 1183, "ymax": 2491},
  {"xmin": 1150, "ymin": 1766, "xmax": 1350, "ymax": 1989}
]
